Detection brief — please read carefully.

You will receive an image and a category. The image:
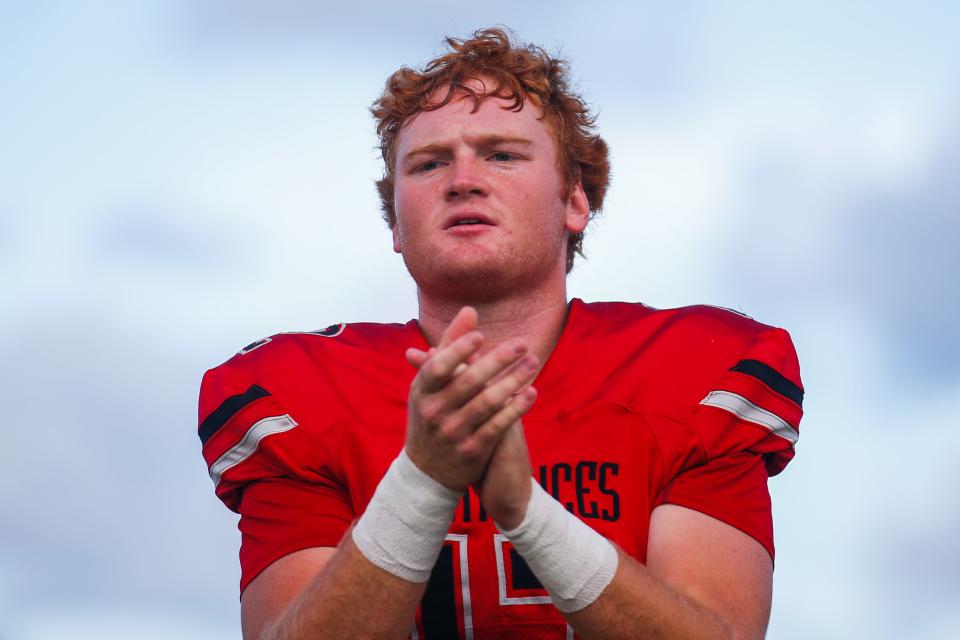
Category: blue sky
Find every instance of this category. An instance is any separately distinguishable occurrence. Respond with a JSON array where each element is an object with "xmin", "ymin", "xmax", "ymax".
[{"xmin": 2, "ymin": 1, "xmax": 959, "ymax": 638}]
